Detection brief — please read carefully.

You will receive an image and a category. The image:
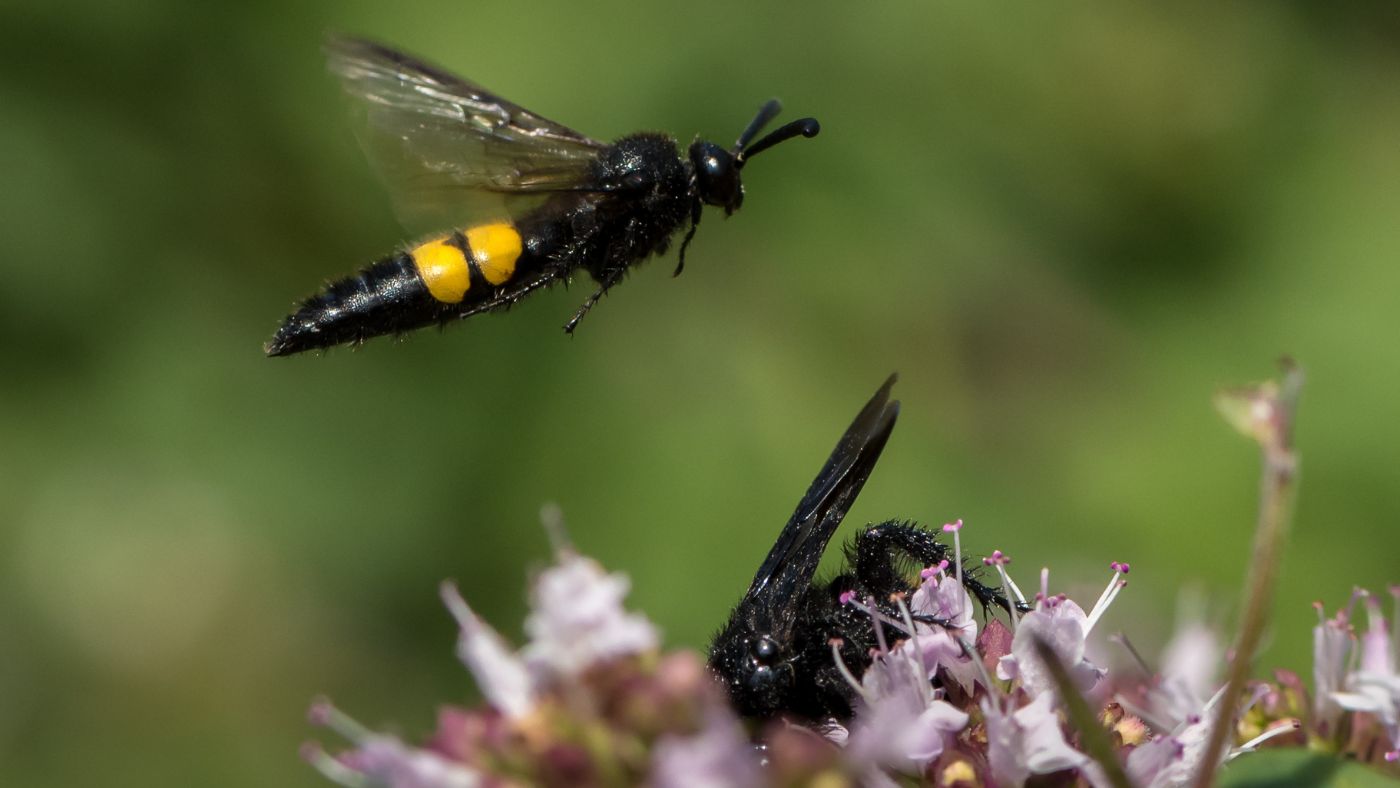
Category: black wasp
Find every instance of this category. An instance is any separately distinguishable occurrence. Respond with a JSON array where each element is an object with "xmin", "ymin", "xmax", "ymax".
[
  {"xmin": 708, "ymin": 375, "xmax": 1014, "ymax": 723},
  {"xmin": 265, "ymin": 37, "xmax": 819, "ymax": 356}
]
